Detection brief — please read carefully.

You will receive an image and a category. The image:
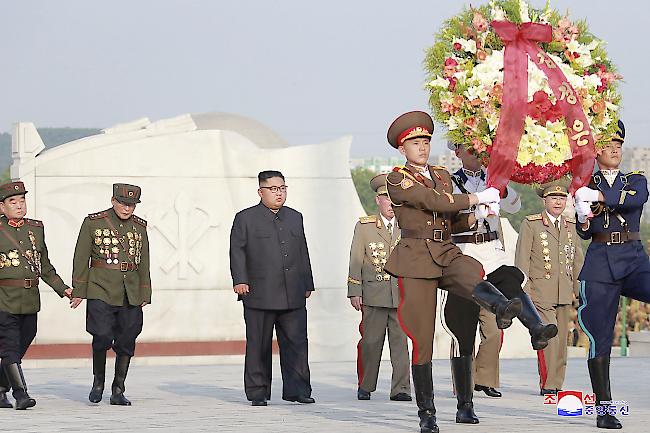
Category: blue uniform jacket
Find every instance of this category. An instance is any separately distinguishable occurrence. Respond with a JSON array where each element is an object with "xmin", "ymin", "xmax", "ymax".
[{"xmin": 577, "ymin": 170, "xmax": 648, "ymax": 282}]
